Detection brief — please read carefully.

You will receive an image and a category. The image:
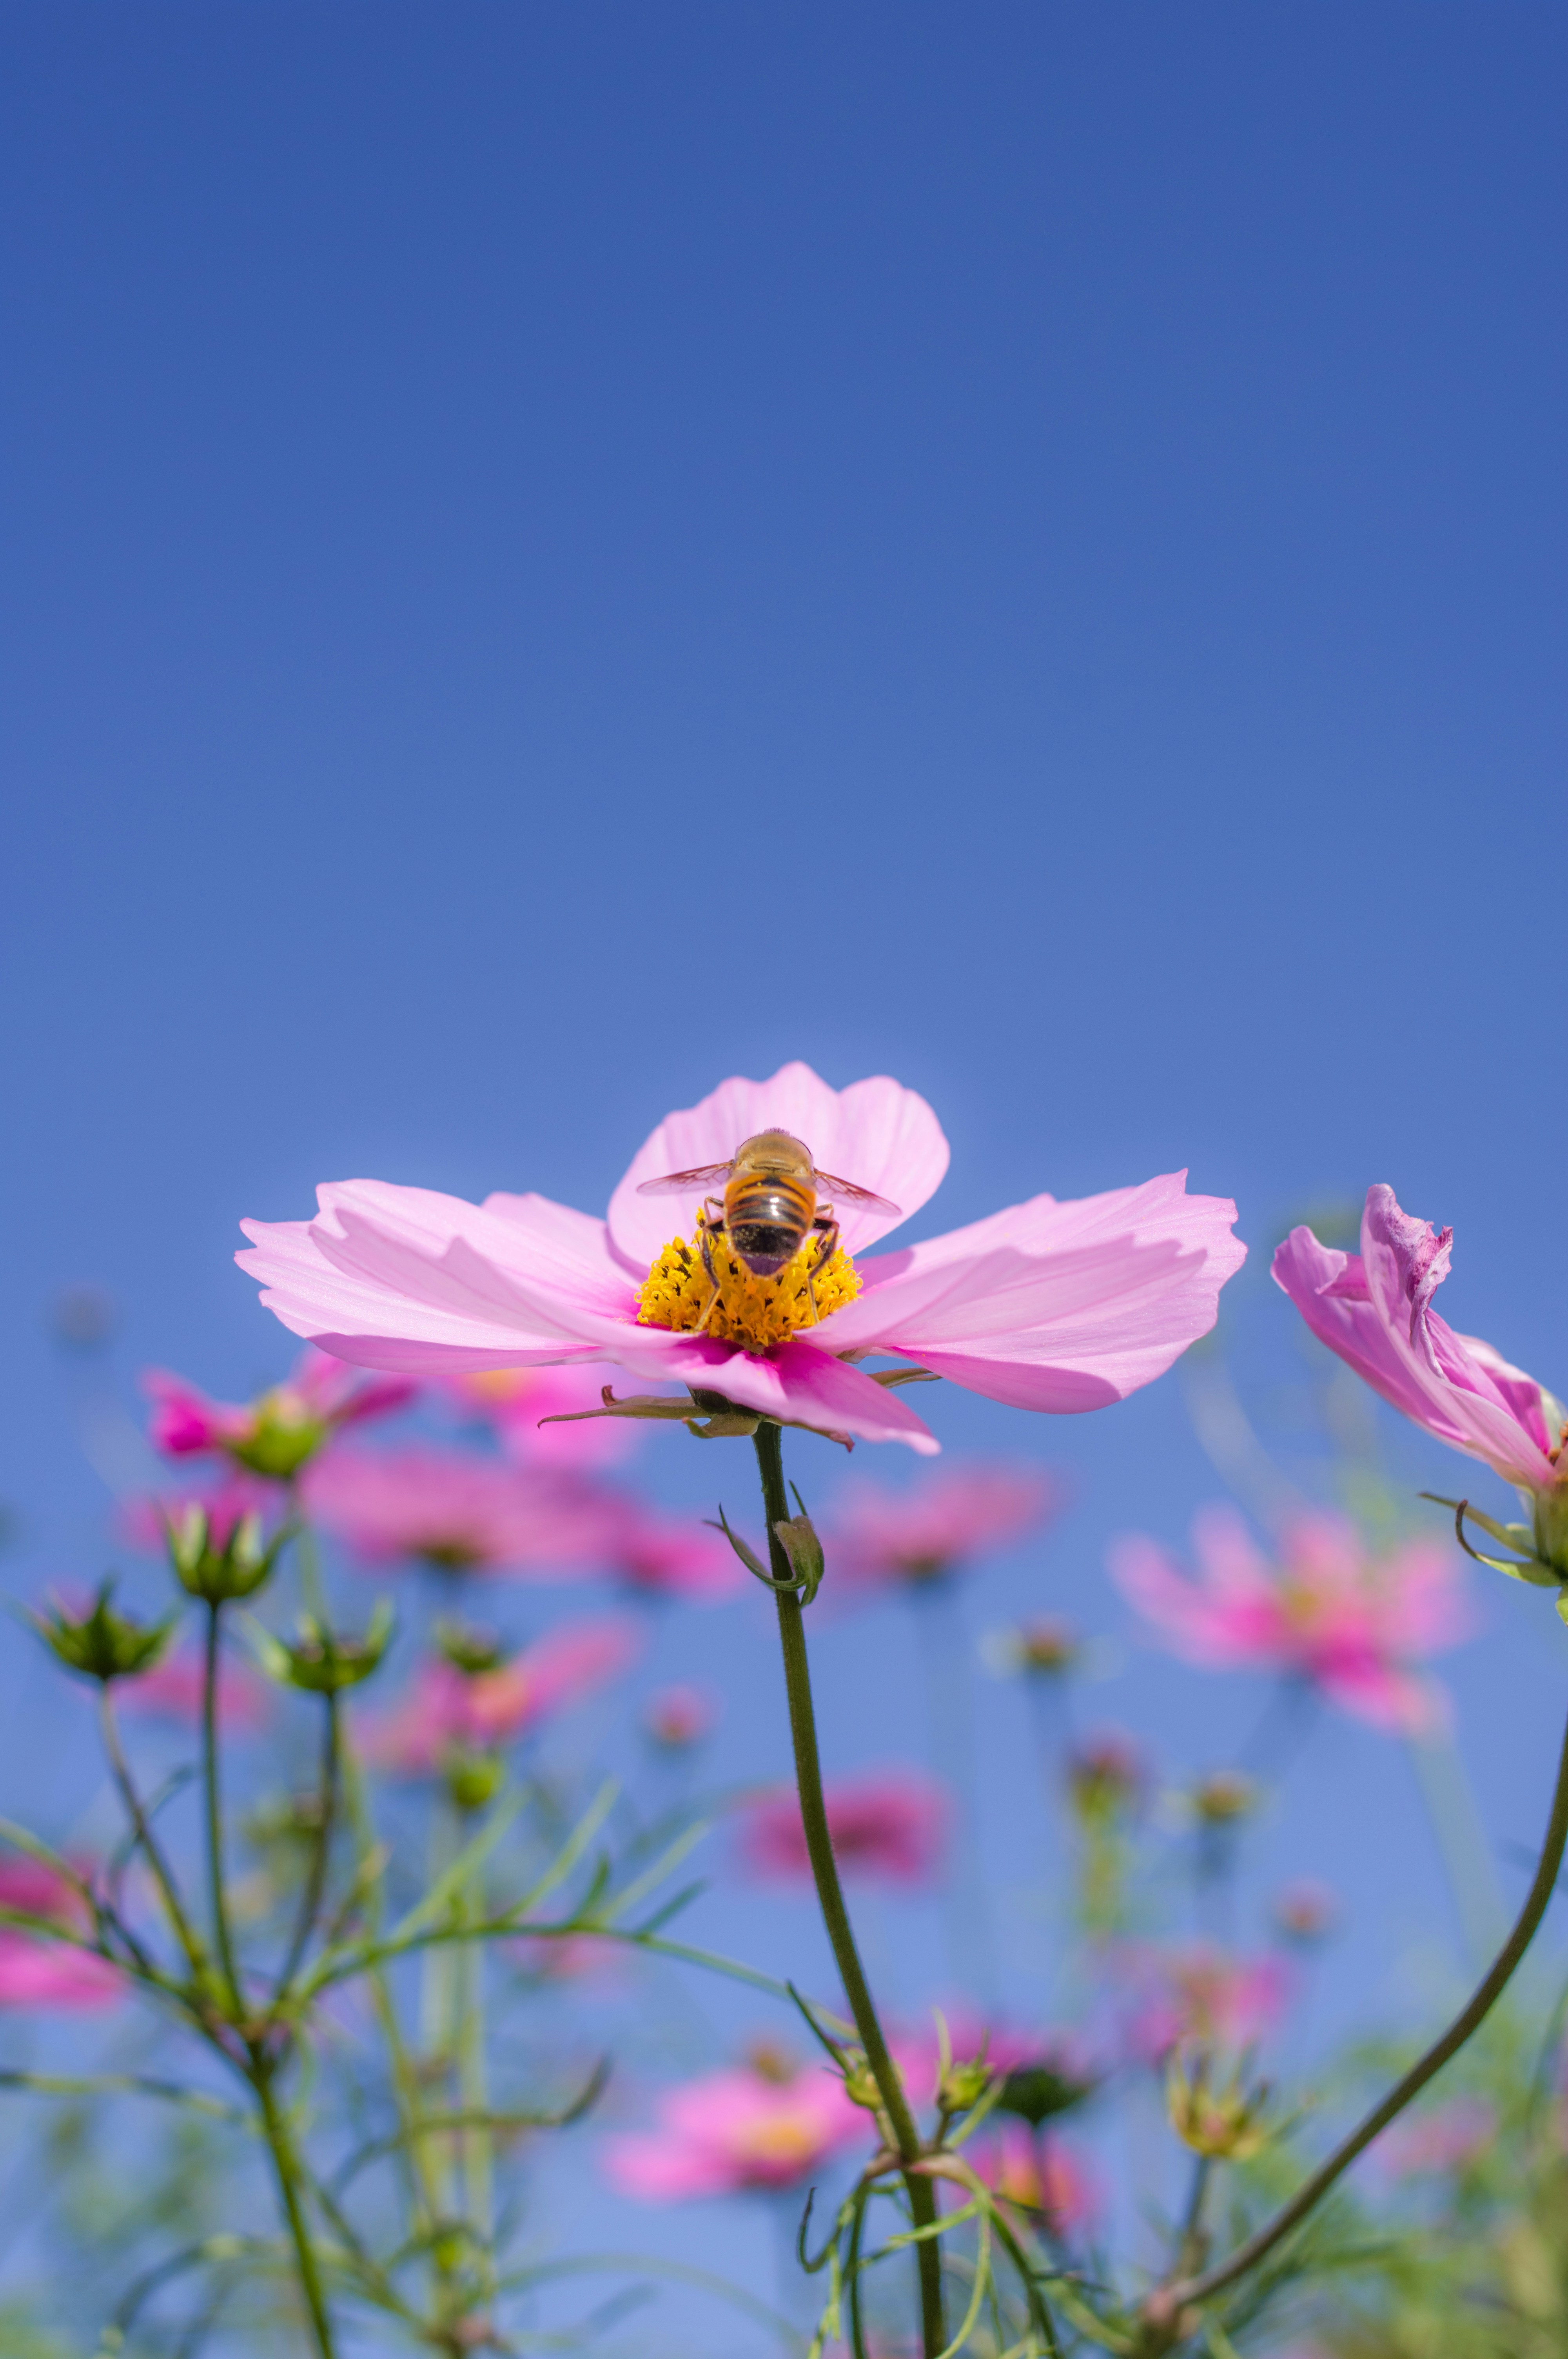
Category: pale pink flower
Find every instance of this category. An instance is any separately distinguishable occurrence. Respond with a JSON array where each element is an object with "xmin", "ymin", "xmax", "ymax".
[
  {"xmin": 0, "ymin": 1859, "xmax": 123, "ymax": 2011},
  {"xmin": 302, "ymin": 1444, "xmax": 617, "ymax": 1578},
  {"xmin": 448, "ymin": 1365, "xmax": 644, "ymax": 1466},
  {"xmin": 1380, "ymin": 2095, "xmax": 1495, "ymax": 2179},
  {"xmin": 361, "ymin": 1615, "xmax": 640, "ymax": 1773},
  {"xmin": 1110, "ymin": 1505, "xmax": 1468, "ymax": 1734},
  {"xmin": 599, "ymin": 1501, "xmax": 742, "ymax": 1601},
  {"xmin": 1119, "ymin": 1943, "xmax": 1289, "ymax": 2061},
  {"xmin": 119, "ymin": 1643, "xmax": 271, "ymax": 1733},
  {"xmin": 237, "ymin": 1063, "xmax": 1246, "ymax": 1456},
  {"xmin": 971, "ymin": 2121, "xmax": 1098, "ymax": 2238},
  {"xmin": 1274, "ymin": 1187, "xmax": 1568, "ymax": 1569},
  {"xmin": 826, "ymin": 1463, "xmax": 1059, "ymax": 1589},
  {"xmin": 144, "ymin": 1348, "xmax": 413, "ymax": 1478},
  {"xmin": 643, "ymin": 1683, "xmax": 717, "ymax": 1747},
  {"xmin": 604, "ymin": 2048, "xmax": 867, "ymax": 2198},
  {"xmin": 740, "ymin": 1769, "xmax": 947, "ymax": 1884}
]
